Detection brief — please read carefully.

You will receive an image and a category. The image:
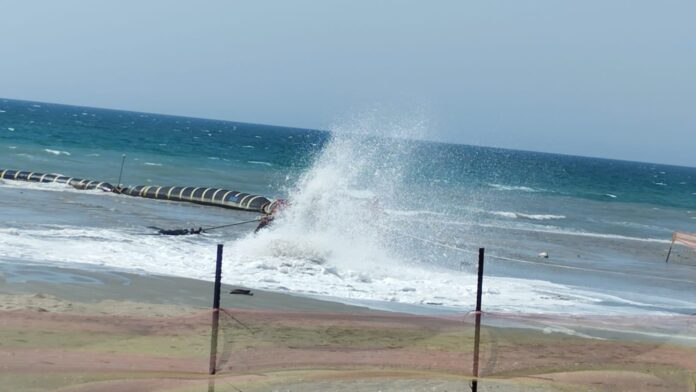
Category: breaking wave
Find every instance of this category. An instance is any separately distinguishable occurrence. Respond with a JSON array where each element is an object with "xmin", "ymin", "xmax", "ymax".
[
  {"xmin": 488, "ymin": 183, "xmax": 543, "ymax": 193},
  {"xmin": 491, "ymin": 211, "xmax": 566, "ymax": 221}
]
